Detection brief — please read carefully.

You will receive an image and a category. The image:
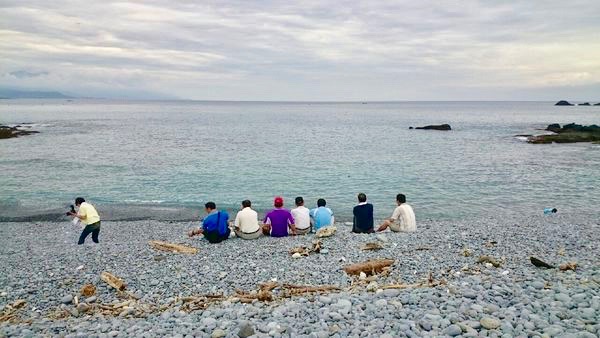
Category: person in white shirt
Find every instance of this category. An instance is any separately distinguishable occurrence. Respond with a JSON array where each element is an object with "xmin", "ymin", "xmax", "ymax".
[
  {"xmin": 233, "ymin": 200, "xmax": 261, "ymax": 240},
  {"xmin": 291, "ymin": 196, "xmax": 311, "ymax": 235},
  {"xmin": 377, "ymin": 194, "xmax": 416, "ymax": 233}
]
